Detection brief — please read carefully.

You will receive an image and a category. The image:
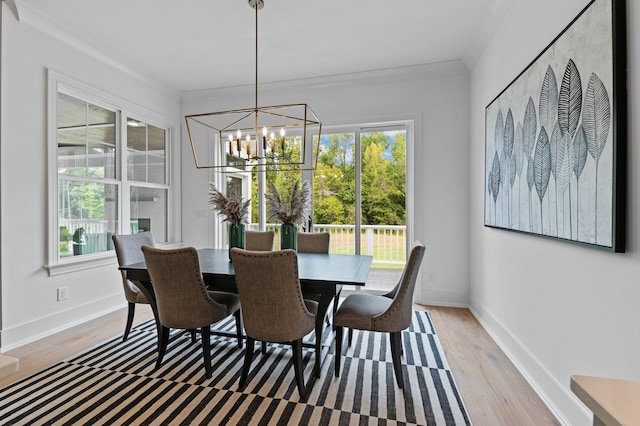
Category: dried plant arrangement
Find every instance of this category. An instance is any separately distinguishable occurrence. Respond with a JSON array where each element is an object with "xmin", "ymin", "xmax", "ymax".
[
  {"xmin": 265, "ymin": 180, "xmax": 312, "ymax": 226},
  {"xmin": 208, "ymin": 183, "xmax": 250, "ymax": 225}
]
